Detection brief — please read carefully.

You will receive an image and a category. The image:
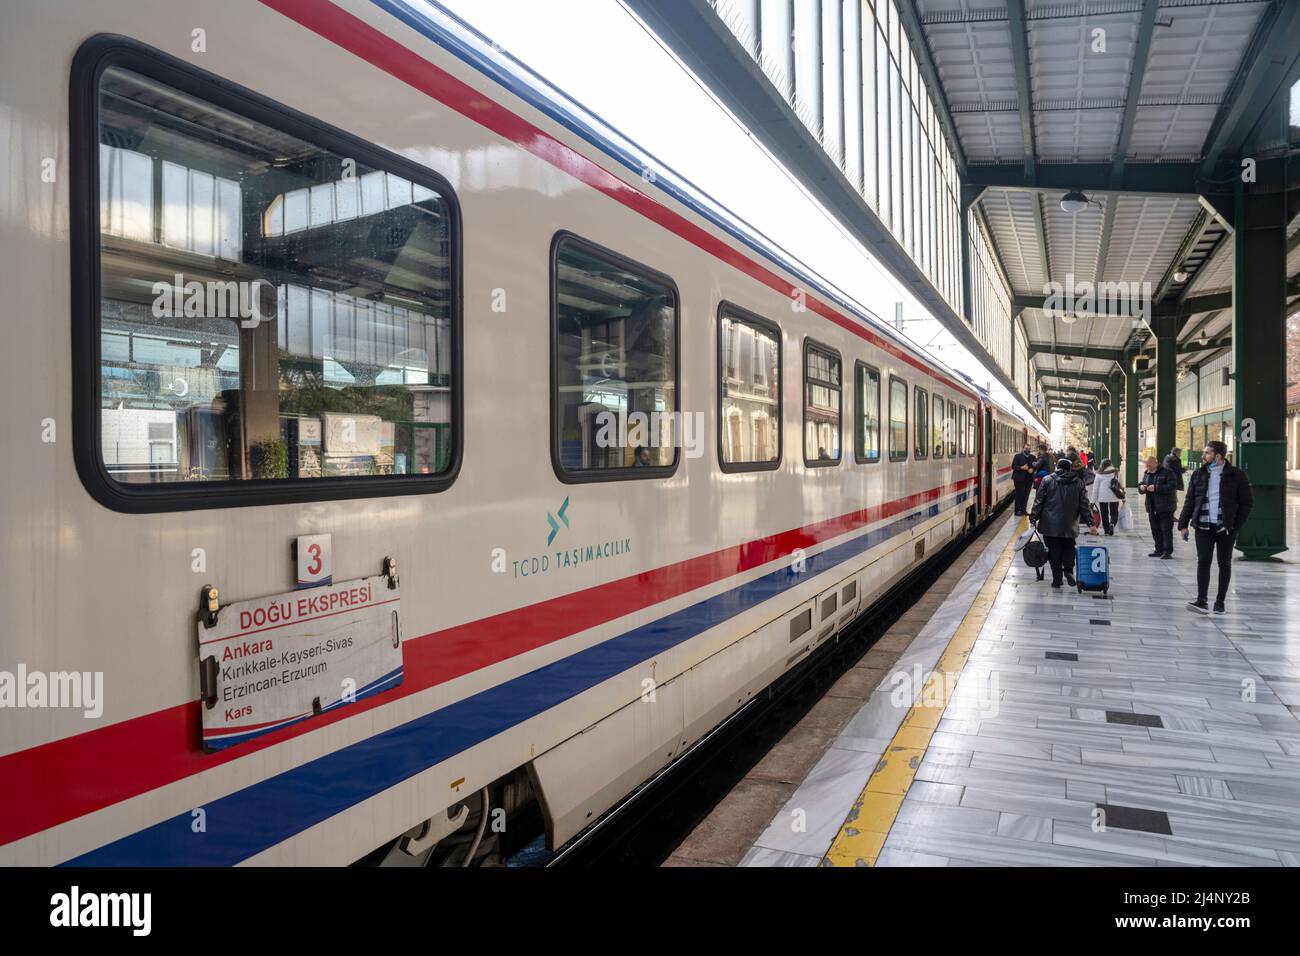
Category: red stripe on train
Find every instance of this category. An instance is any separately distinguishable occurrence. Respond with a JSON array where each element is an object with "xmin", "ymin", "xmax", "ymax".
[{"xmin": 0, "ymin": 477, "xmax": 976, "ymax": 846}]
